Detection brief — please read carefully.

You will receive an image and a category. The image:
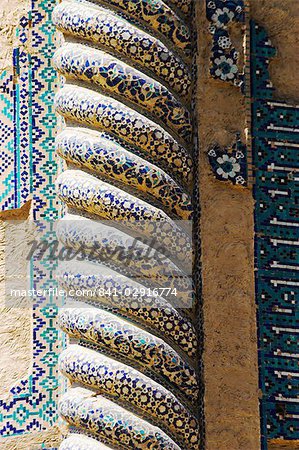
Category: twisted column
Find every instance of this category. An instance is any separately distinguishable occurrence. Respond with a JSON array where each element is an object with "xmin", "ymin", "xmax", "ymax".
[{"xmin": 53, "ymin": 1, "xmax": 199, "ymax": 448}]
